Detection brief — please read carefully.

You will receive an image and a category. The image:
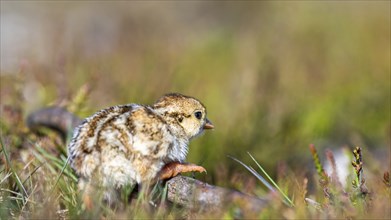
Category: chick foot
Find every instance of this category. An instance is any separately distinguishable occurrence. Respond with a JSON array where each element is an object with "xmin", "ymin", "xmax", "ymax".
[{"xmin": 159, "ymin": 162, "xmax": 206, "ymax": 180}]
